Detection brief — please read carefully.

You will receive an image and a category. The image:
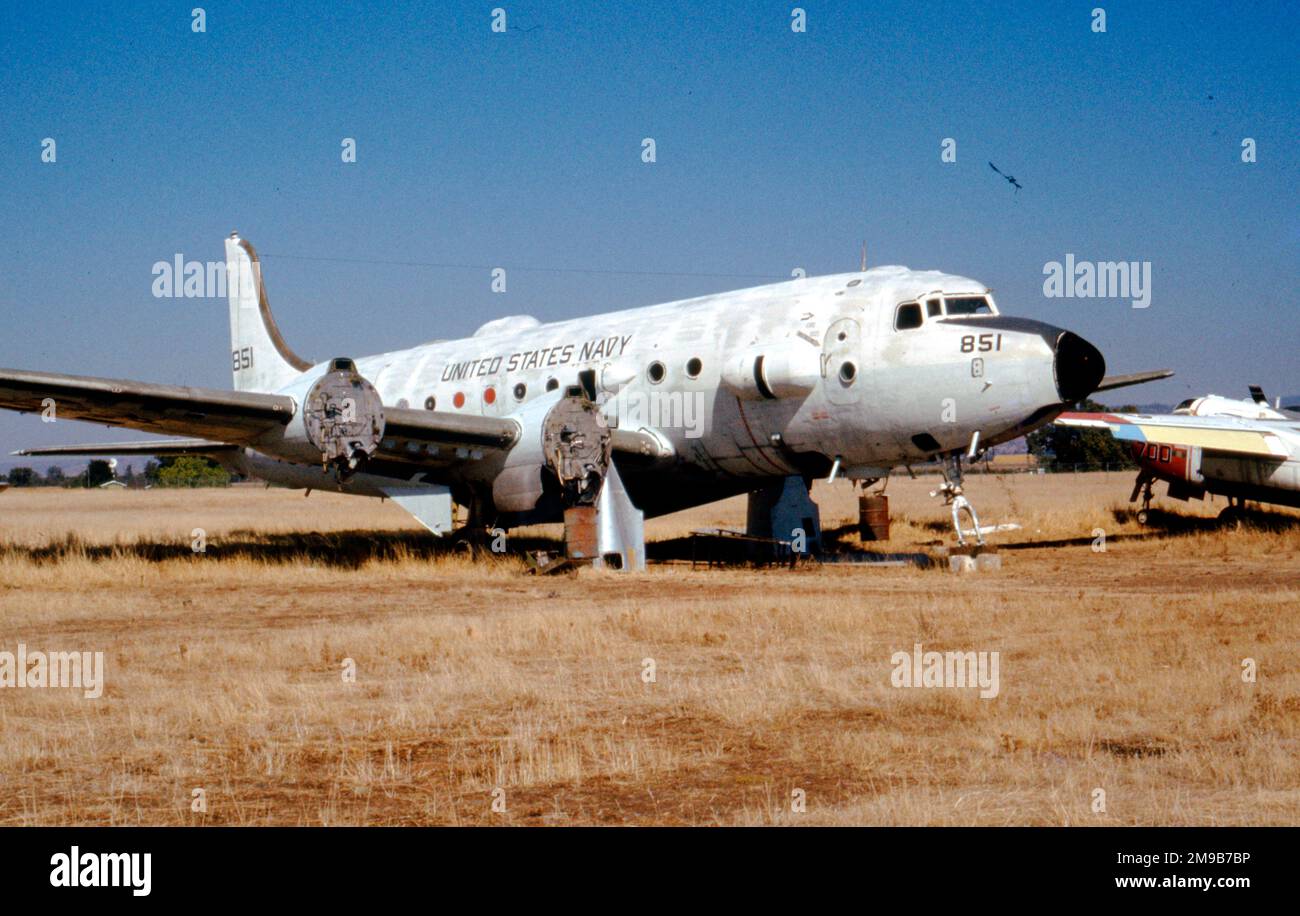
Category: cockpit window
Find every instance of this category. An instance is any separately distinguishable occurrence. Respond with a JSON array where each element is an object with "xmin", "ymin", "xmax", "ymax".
[
  {"xmin": 945, "ymin": 296, "xmax": 993, "ymax": 315},
  {"xmin": 926, "ymin": 298, "xmax": 943, "ymax": 317},
  {"xmin": 895, "ymin": 302, "xmax": 923, "ymax": 330}
]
